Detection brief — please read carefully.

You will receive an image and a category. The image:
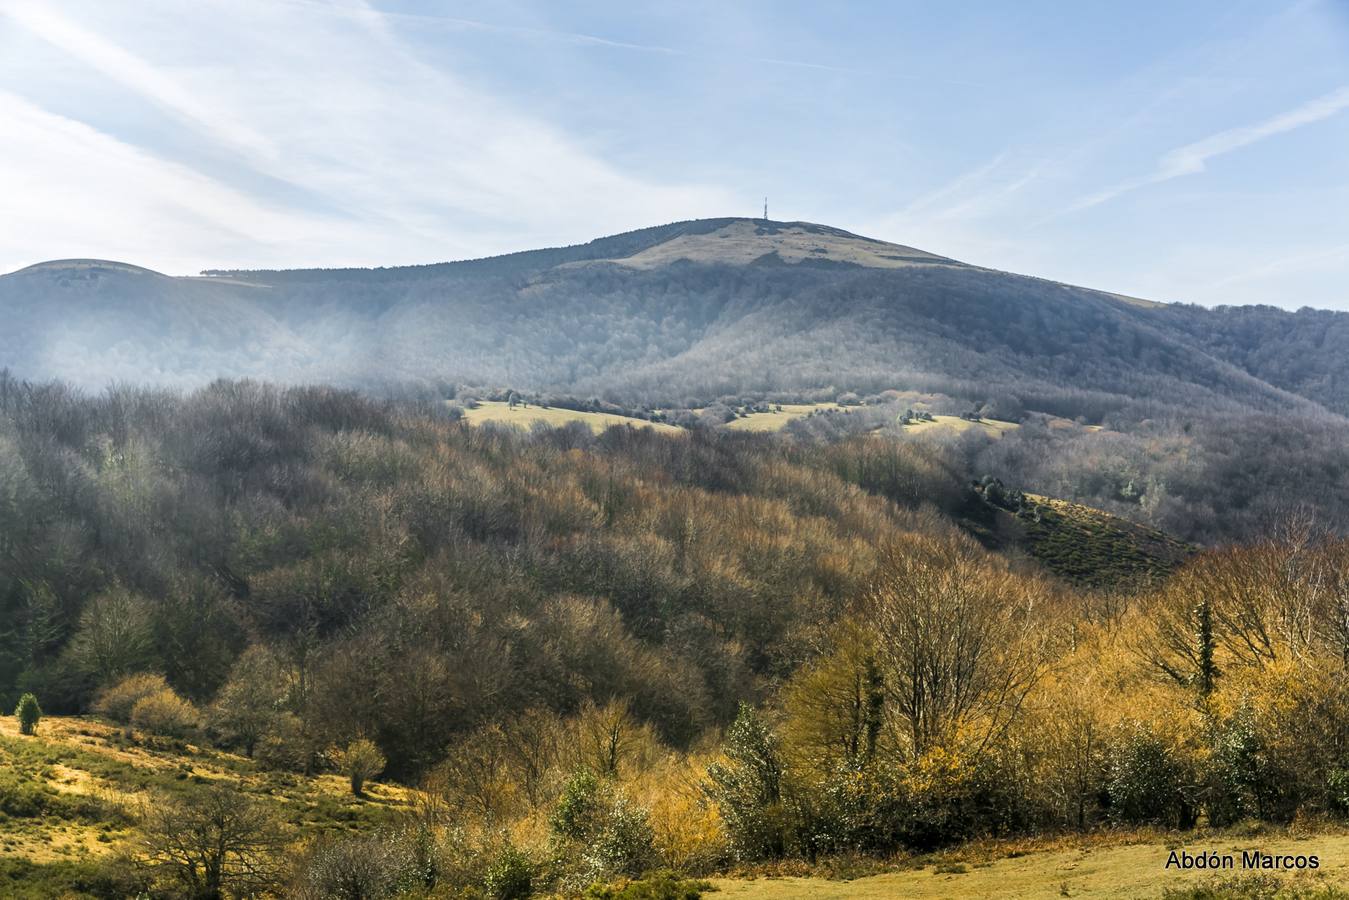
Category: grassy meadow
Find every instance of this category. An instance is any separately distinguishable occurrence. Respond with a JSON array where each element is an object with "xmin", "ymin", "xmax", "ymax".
[
  {"xmin": 710, "ymin": 831, "xmax": 1349, "ymax": 898},
  {"xmin": 460, "ymin": 400, "xmax": 681, "ymax": 433},
  {"xmin": 723, "ymin": 403, "xmax": 843, "ymax": 431},
  {"xmin": 900, "ymin": 413, "xmax": 1020, "ymax": 438},
  {"xmin": 0, "ymin": 715, "xmax": 409, "ymax": 898}
]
